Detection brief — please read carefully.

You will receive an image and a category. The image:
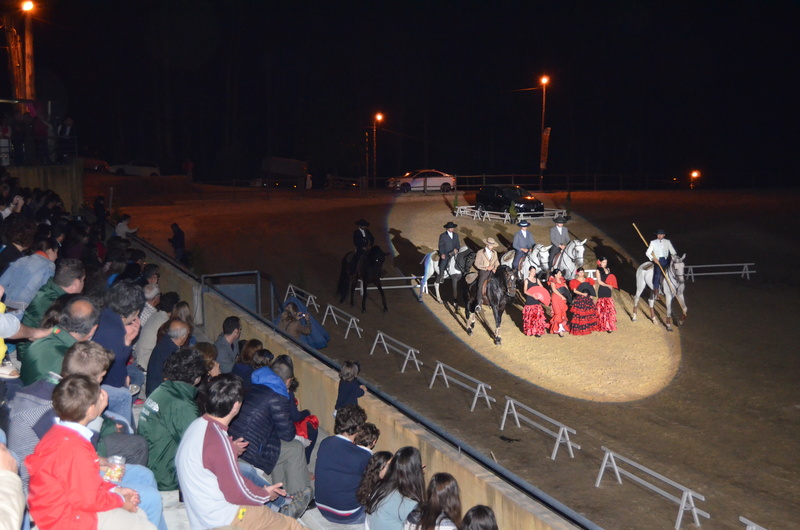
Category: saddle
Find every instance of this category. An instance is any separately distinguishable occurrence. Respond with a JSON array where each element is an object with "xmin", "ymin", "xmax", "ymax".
[{"xmin": 642, "ymin": 262, "xmax": 654, "ymax": 271}]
